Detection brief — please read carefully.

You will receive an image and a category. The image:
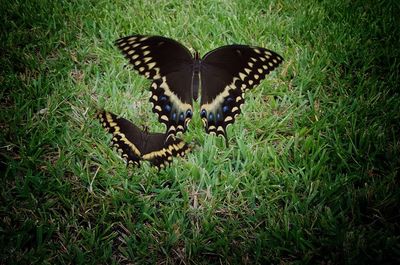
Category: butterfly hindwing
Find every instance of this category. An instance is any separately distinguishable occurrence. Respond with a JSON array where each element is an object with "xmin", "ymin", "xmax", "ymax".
[
  {"xmin": 116, "ymin": 35, "xmax": 194, "ymax": 138},
  {"xmin": 96, "ymin": 110, "xmax": 190, "ymax": 169},
  {"xmin": 149, "ymin": 74, "xmax": 193, "ymax": 137},
  {"xmin": 199, "ymin": 82, "xmax": 245, "ymax": 137},
  {"xmin": 200, "ymin": 45, "xmax": 284, "ymax": 137},
  {"xmin": 142, "ymin": 132, "xmax": 191, "ymax": 169}
]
